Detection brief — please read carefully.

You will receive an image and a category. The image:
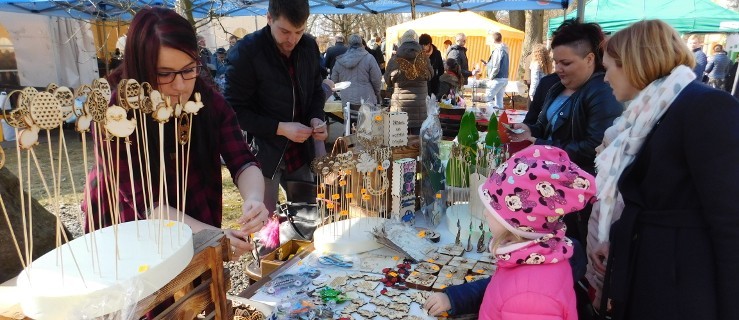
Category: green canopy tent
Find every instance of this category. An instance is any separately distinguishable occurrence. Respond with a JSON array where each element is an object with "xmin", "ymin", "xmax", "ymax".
[{"xmin": 548, "ymin": 0, "xmax": 739, "ymax": 34}]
